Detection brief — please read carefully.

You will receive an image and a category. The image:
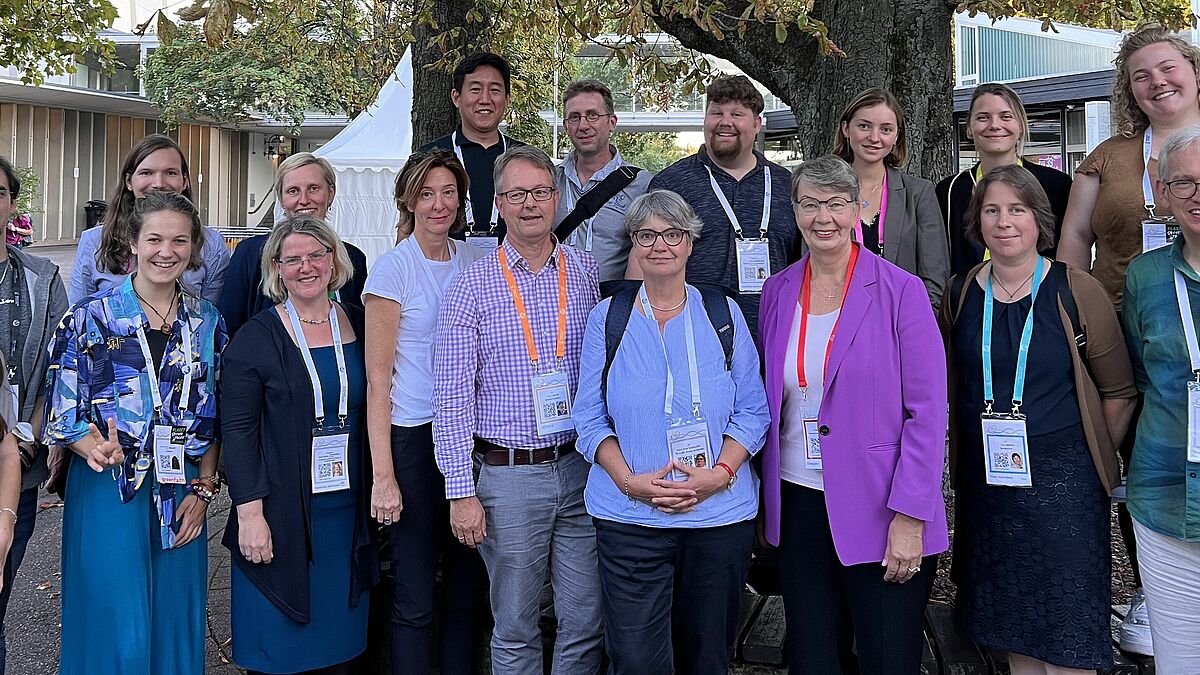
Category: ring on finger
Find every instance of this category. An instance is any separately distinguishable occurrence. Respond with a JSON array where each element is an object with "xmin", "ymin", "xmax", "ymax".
[{"xmin": 907, "ymin": 566, "xmax": 921, "ymax": 573}]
